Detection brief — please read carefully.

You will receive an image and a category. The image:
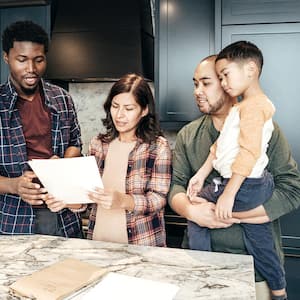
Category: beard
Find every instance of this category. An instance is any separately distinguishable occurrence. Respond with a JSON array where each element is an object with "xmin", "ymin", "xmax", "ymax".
[
  {"xmin": 20, "ymin": 84, "xmax": 39, "ymax": 96},
  {"xmin": 205, "ymin": 96, "xmax": 226, "ymax": 114}
]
